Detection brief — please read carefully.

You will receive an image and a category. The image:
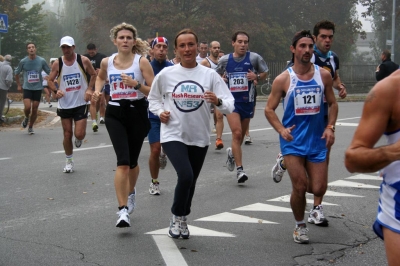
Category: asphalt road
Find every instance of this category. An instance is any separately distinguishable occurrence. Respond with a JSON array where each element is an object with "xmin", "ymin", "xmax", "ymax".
[{"xmin": 0, "ymin": 101, "xmax": 388, "ymax": 266}]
